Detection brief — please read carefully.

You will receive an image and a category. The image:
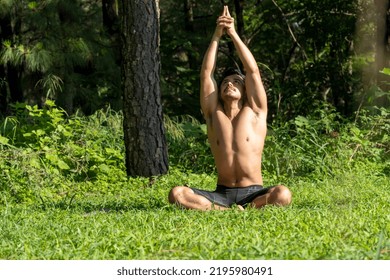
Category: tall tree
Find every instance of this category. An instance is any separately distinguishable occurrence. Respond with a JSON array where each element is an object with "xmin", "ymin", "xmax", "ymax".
[
  {"xmin": 234, "ymin": 0, "xmax": 245, "ymax": 42},
  {"xmin": 120, "ymin": 0, "xmax": 169, "ymax": 177},
  {"xmin": 375, "ymin": 0, "xmax": 390, "ymax": 88},
  {"xmin": 0, "ymin": 0, "xmax": 24, "ymax": 115}
]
